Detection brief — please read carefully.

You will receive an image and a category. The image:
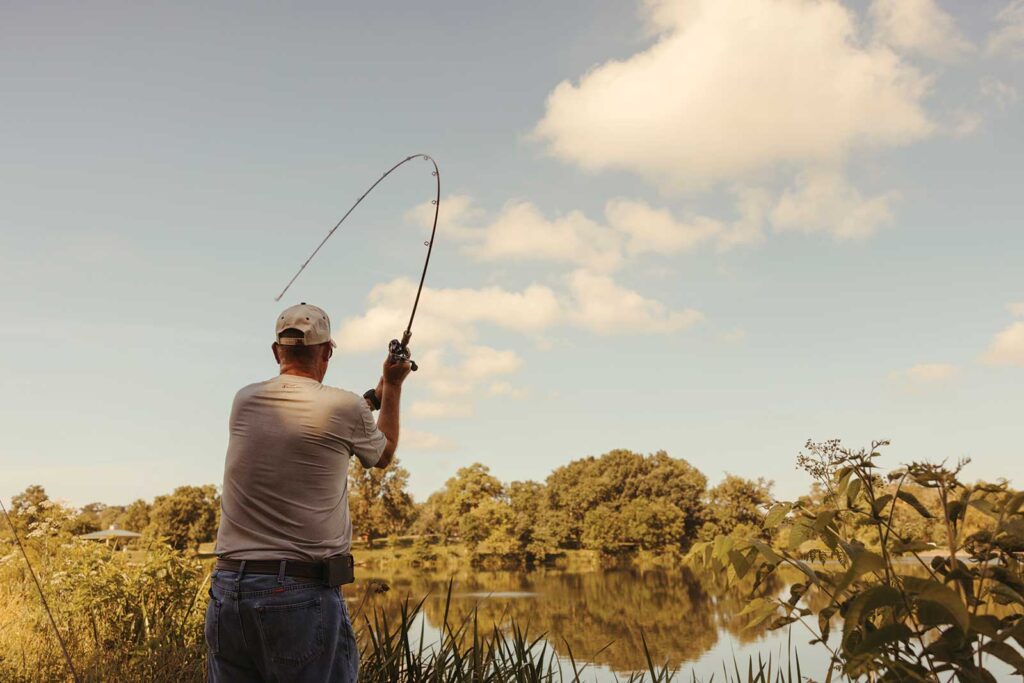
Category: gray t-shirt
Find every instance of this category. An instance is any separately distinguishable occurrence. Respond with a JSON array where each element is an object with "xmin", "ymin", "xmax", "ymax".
[{"xmin": 215, "ymin": 374, "xmax": 386, "ymax": 561}]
